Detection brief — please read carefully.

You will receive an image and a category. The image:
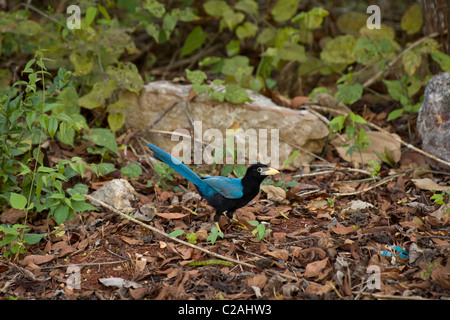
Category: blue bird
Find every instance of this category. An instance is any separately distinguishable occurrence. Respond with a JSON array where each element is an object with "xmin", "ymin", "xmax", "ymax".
[{"xmin": 147, "ymin": 144, "xmax": 279, "ymax": 232}]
